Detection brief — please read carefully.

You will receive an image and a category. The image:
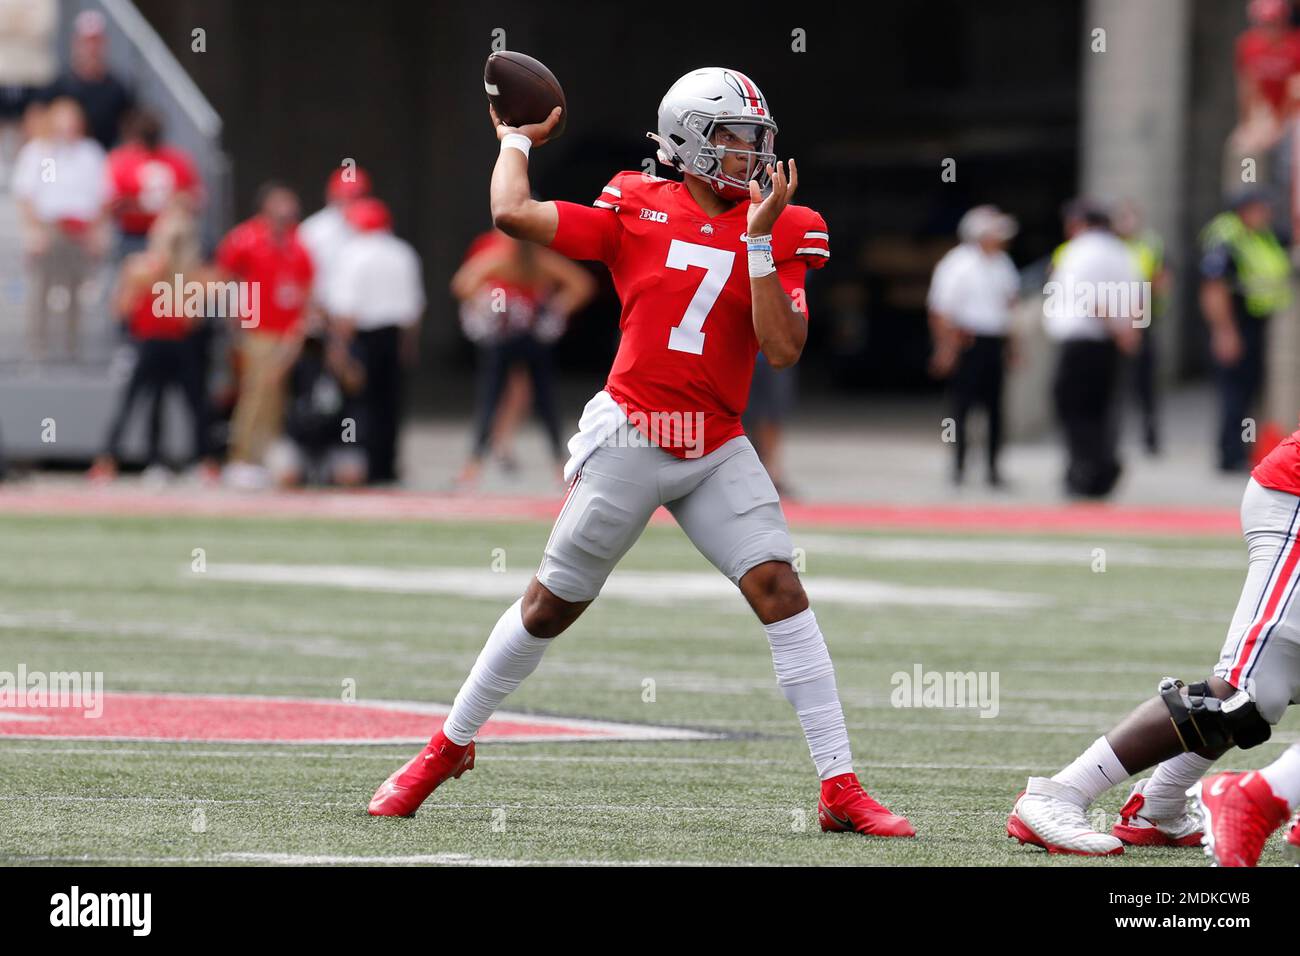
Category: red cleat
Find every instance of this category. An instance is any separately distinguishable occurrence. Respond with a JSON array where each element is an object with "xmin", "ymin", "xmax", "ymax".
[
  {"xmin": 1286, "ymin": 813, "xmax": 1300, "ymax": 864},
  {"xmin": 1110, "ymin": 781, "xmax": 1203, "ymax": 847},
  {"xmin": 368, "ymin": 732, "xmax": 475, "ymax": 817},
  {"xmin": 818, "ymin": 773, "xmax": 916, "ymax": 837},
  {"xmin": 1188, "ymin": 771, "xmax": 1290, "ymax": 867}
]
